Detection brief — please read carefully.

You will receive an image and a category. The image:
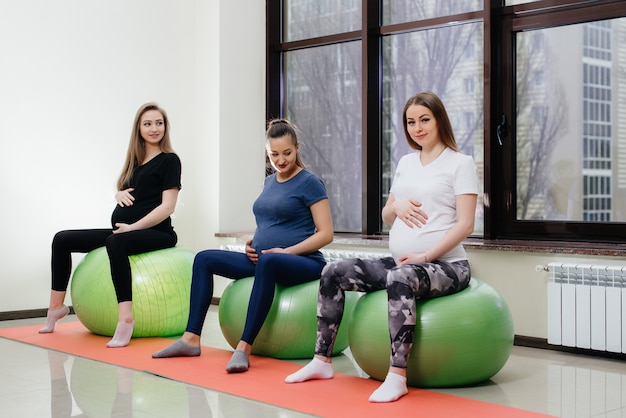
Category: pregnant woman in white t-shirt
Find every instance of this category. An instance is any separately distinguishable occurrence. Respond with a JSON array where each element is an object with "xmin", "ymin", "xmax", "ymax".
[{"xmin": 285, "ymin": 91, "xmax": 479, "ymax": 403}]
